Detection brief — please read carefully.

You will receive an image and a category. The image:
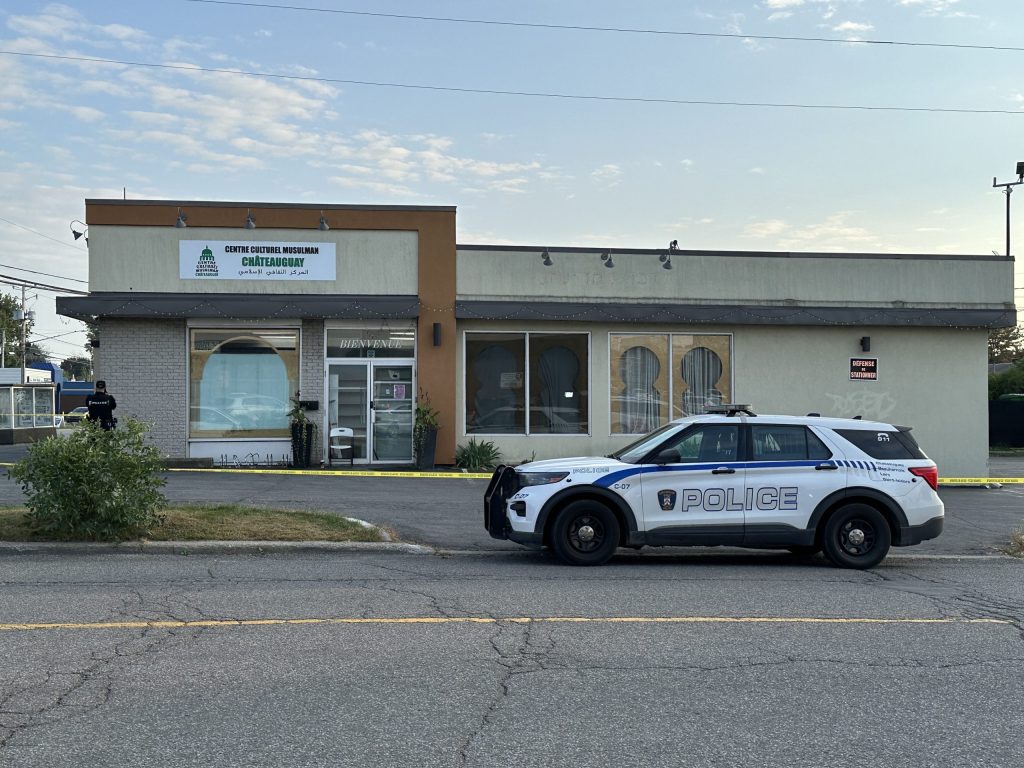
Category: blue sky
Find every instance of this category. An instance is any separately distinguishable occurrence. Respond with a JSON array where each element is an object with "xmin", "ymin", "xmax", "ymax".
[{"xmin": 1, "ymin": 0, "xmax": 1022, "ymax": 362}]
